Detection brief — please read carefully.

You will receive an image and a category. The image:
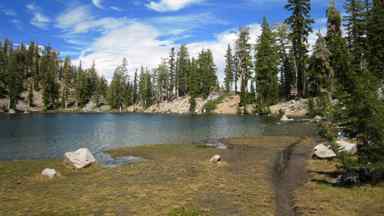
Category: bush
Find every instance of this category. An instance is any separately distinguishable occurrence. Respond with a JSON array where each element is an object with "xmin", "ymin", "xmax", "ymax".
[{"xmin": 203, "ymin": 95, "xmax": 225, "ymax": 113}]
